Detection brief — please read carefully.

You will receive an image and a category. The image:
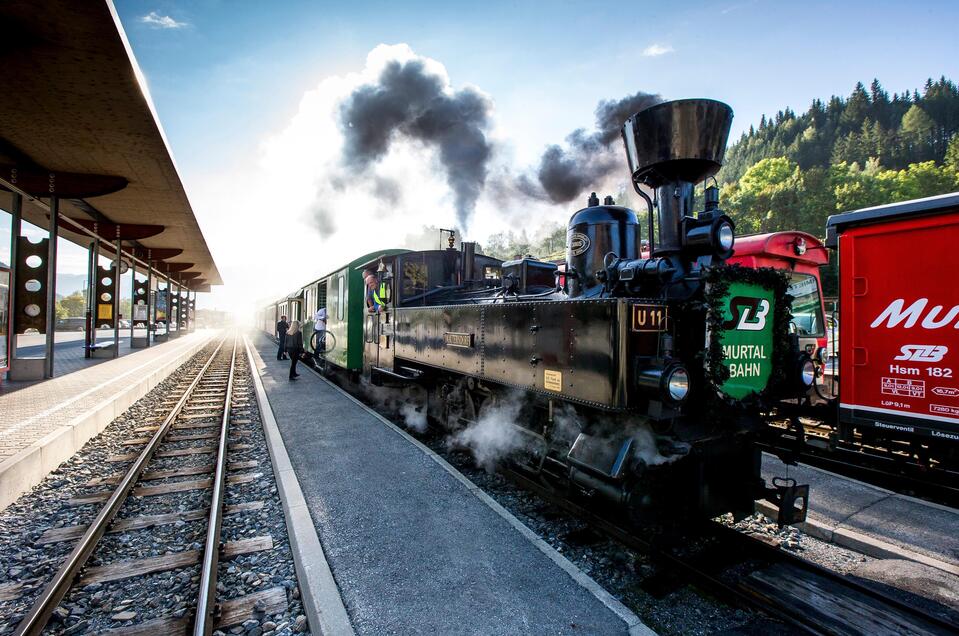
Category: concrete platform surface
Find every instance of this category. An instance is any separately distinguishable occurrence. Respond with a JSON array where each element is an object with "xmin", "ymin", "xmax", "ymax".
[
  {"xmin": 250, "ymin": 334, "xmax": 643, "ymax": 636},
  {"xmin": 0, "ymin": 330, "xmax": 214, "ymax": 510},
  {"xmin": 762, "ymin": 454, "xmax": 958, "ymax": 571}
]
